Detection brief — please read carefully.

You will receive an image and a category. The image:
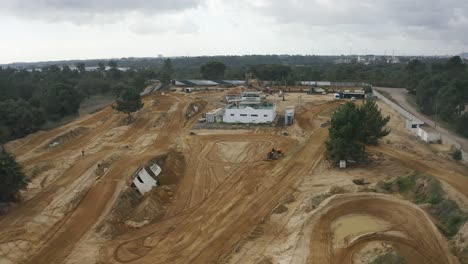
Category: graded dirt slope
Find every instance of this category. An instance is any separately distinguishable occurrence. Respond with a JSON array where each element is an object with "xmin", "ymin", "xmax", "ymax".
[
  {"xmin": 0, "ymin": 92, "xmax": 199, "ymax": 264},
  {"xmin": 0, "ymin": 91, "xmax": 464, "ymax": 264},
  {"xmin": 98, "ymin": 101, "xmax": 340, "ymax": 264},
  {"xmin": 304, "ymin": 193, "xmax": 455, "ymax": 264}
]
